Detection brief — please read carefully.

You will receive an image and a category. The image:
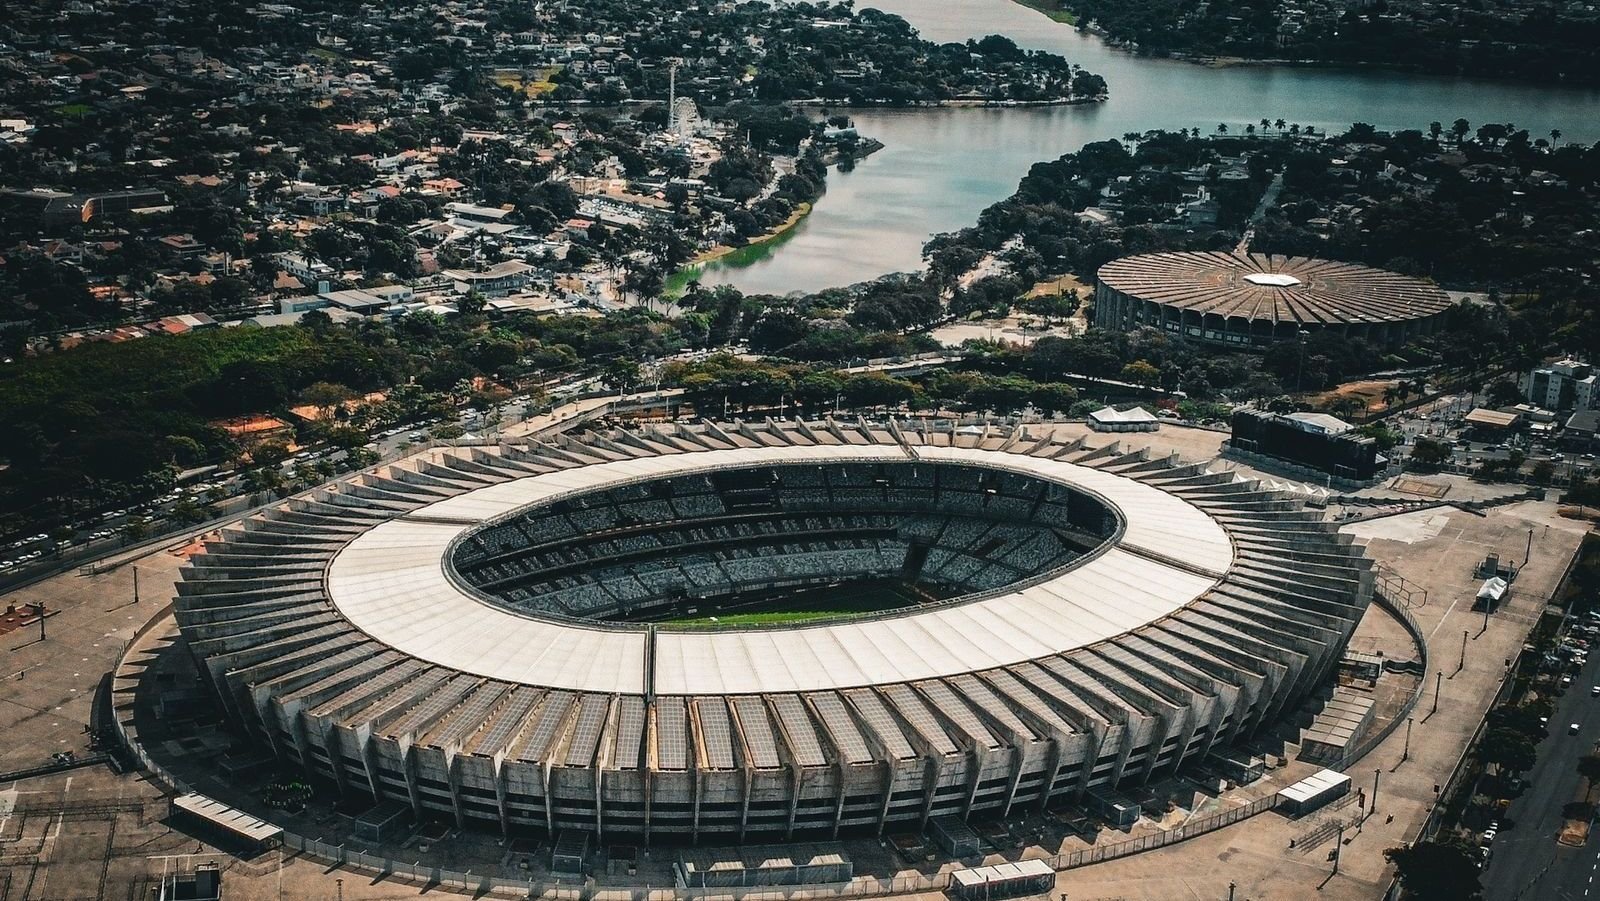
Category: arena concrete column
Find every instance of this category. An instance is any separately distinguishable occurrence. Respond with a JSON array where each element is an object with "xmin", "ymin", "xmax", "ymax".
[
  {"xmin": 784, "ymin": 762, "xmax": 801, "ymax": 839},
  {"xmin": 999, "ymin": 743, "xmax": 1027, "ymax": 817},
  {"xmin": 830, "ymin": 760, "xmax": 848, "ymax": 838},
  {"xmin": 592, "ymin": 768, "xmax": 606, "ymax": 842},
  {"xmin": 917, "ymin": 755, "xmax": 940, "ymax": 829},
  {"xmin": 289, "ymin": 707, "xmax": 336, "ymax": 792},
  {"xmin": 737, "ymin": 765, "xmax": 753, "ymax": 841},
  {"xmin": 689, "ymin": 757, "xmax": 702, "ymax": 842},
  {"xmin": 398, "ymin": 739, "xmax": 424, "ymax": 821},
  {"xmin": 443, "ymin": 749, "xmax": 466, "ymax": 829},
  {"xmin": 872, "ymin": 760, "xmax": 895, "ymax": 835},
  {"xmin": 490, "ymin": 755, "xmax": 512, "ymax": 839},
  {"xmin": 1035, "ymin": 738, "xmax": 1063, "ymax": 812},
  {"xmin": 960, "ymin": 744, "xmax": 987, "ymax": 818},
  {"xmin": 355, "ymin": 726, "xmax": 385, "ymax": 805}
]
